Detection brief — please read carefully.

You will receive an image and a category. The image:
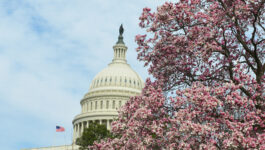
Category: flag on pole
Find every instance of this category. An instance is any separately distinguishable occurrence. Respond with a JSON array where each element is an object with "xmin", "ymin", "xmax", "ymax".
[{"xmin": 56, "ymin": 126, "xmax": 65, "ymax": 132}]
